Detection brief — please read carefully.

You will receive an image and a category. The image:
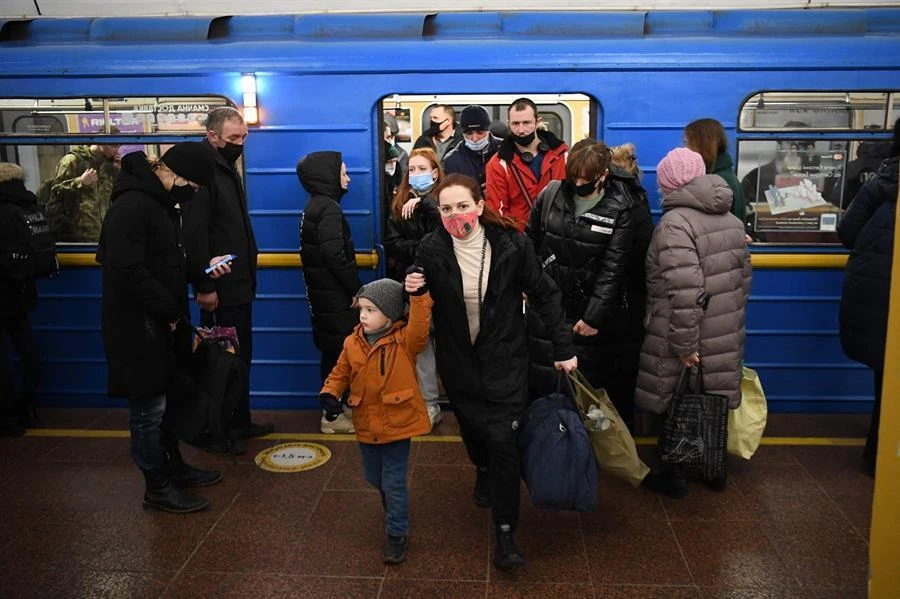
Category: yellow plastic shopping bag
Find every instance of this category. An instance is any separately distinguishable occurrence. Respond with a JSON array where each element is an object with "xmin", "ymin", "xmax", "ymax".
[
  {"xmin": 727, "ymin": 367, "xmax": 768, "ymax": 459},
  {"xmin": 567, "ymin": 370, "xmax": 650, "ymax": 487}
]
